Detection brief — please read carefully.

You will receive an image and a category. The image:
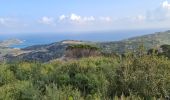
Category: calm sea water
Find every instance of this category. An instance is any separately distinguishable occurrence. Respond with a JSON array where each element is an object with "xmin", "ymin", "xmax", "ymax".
[{"xmin": 0, "ymin": 29, "xmax": 167, "ymax": 48}]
